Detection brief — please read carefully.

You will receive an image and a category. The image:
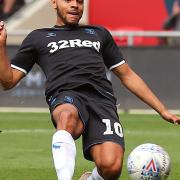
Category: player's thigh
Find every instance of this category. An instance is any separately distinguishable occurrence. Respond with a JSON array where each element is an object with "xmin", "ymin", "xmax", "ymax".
[
  {"xmin": 47, "ymin": 91, "xmax": 88, "ymax": 139},
  {"xmin": 53, "ymin": 104, "xmax": 84, "ymax": 138},
  {"xmin": 52, "ymin": 103, "xmax": 81, "ymax": 125}
]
